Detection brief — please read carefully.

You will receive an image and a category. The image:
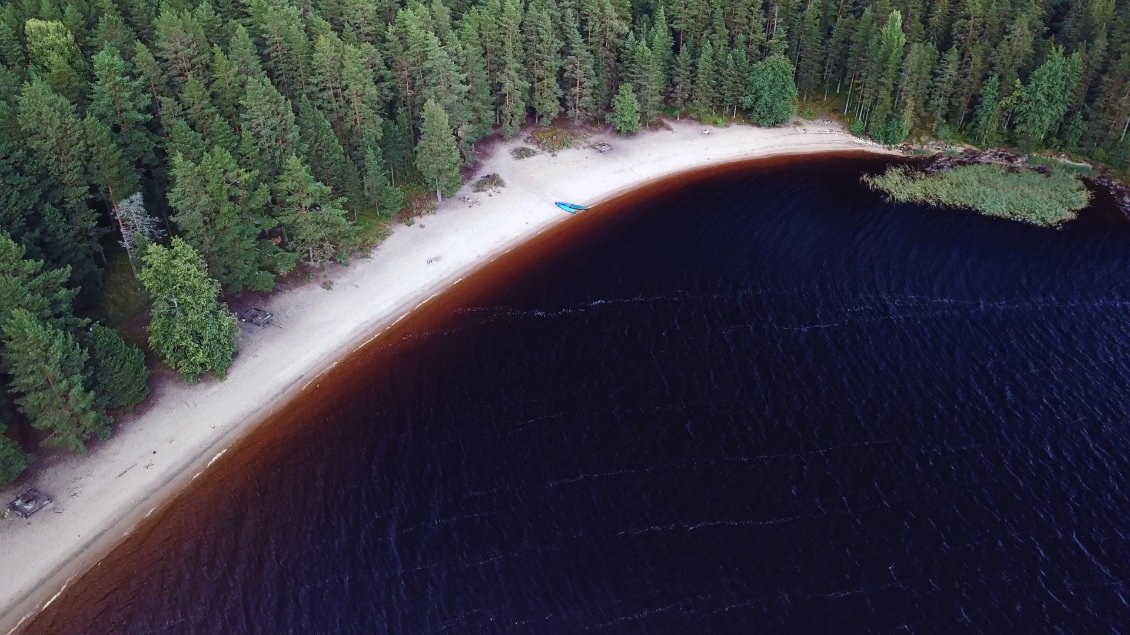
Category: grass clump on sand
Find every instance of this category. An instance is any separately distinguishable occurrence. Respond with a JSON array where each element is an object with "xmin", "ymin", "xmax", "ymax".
[
  {"xmin": 511, "ymin": 146, "xmax": 537, "ymax": 159},
  {"xmin": 473, "ymin": 173, "xmax": 505, "ymax": 192},
  {"xmin": 863, "ymin": 163, "xmax": 1091, "ymax": 227}
]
